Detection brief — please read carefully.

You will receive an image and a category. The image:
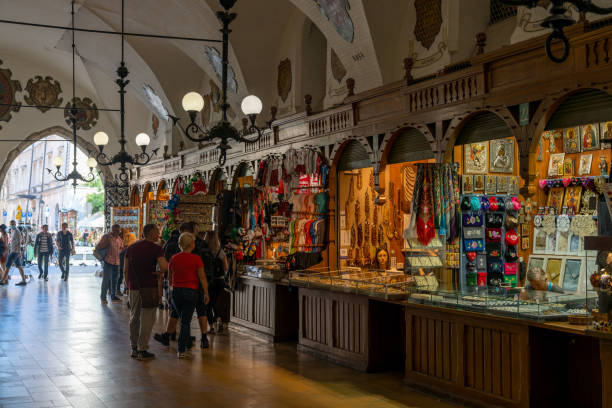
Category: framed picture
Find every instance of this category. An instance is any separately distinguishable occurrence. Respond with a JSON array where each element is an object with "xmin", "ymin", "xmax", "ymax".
[
  {"xmin": 601, "ymin": 122, "xmax": 612, "ymax": 148},
  {"xmin": 582, "ymin": 257, "xmax": 598, "ymax": 292},
  {"xmin": 533, "ymin": 227, "xmax": 547, "ymax": 254},
  {"xmin": 578, "ymin": 154, "xmax": 593, "ymax": 175},
  {"xmin": 464, "ymin": 142, "xmax": 488, "ymax": 174},
  {"xmin": 474, "ymin": 174, "xmax": 485, "ymax": 191},
  {"xmin": 462, "ymin": 175, "xmax": 473, "ymax": 194},
  {"xmin": 580, "ymin": 123, "xmax": 600, "ymax": 151},
  {"xmin": 542, "ymin": 130, "xmax": 563, "ymax": 153},
  {"xmin": 562, "ymin": 186, "xmax": 582, "ymax": 215},
  {"xmin": 489, "ymin": 138, "xmax": 515, "ymax": 173},
  {"xmin": 546, "ymin": 232, "xmax": 557, "ymax": 254},
  {"xmin": 563, "ymin": 127, "xmax": 581, "ymax": 153},
  {"xmin": 521, "ymin": 223, "xmax": 530, "ymax": 236},
  {"xmin": 569, "ymin": 233, "xmax": 584, "ymax": 256},
  {"xmin": 528, "ymin": 256, "xmax": 546, "ymax": 273},
  {"xmin": 555, "ymin": 230, "xmax": 570, "ymax": 255},
  {"xmin": 545, "ymin": 257, "xmax": 563, "ymax": 286},
  {"xmin": 548, "ymin": 153, "xmax": 566, "ymax": 177},
  {"xmin": 561, "ymin": 258, "xmax": 582, "ymax": 292},
  {"xmin": 508, "ymin": 176, "xmax": 519, "ymax": 195},
  {"xmin": 546, "ymin": 187, "xmax": 565, "ymax": 214},
  {"xmin": 563, "ymin": 158, "xmax": 574, "ymax": 176},
  {"xmin": 496, "ymin": 175, "xmax": 508, "ymax": 193},
  {"xmin": 485, "ymin": 175, "xmax": 496, "ymax": 194},
  {"xmin": 521, "ymin": 237, "xmax": 530, "ymax": 250},
  {"xmin": 581, "ymin": 189, "xmax": 598, "ymax": 215}
]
